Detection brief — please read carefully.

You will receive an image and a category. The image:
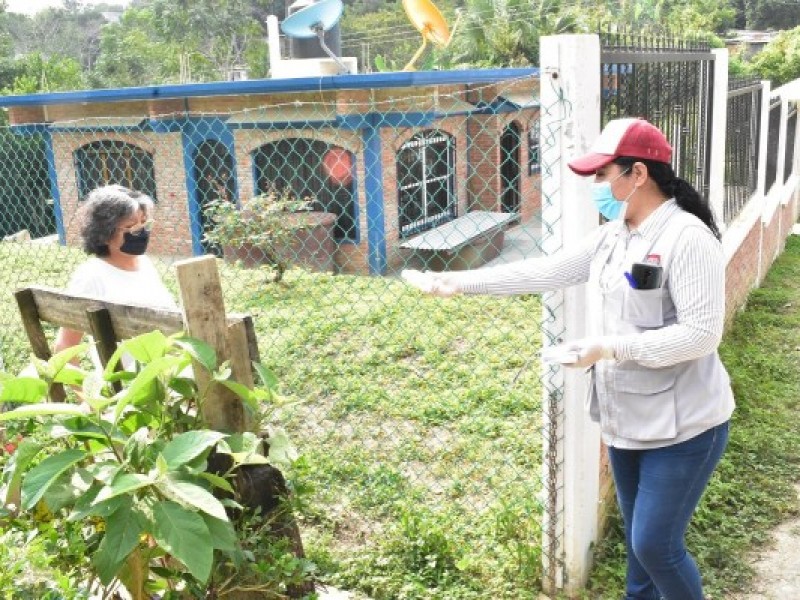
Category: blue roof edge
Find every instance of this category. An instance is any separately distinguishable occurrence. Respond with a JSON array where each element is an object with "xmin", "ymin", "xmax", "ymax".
[{"xmin": 0, "ymin": 68, "xmax": 539, "ymax": 108}]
